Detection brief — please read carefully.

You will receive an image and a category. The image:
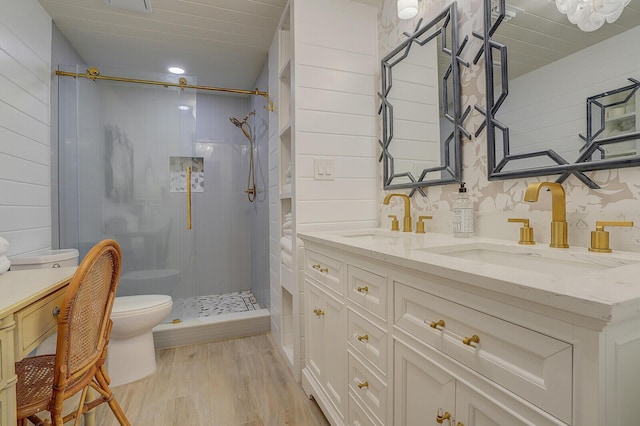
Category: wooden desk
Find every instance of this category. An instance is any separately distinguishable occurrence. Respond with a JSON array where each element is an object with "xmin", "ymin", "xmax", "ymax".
[{"xmin": 0, "ymin": 267, "xmax": 76, "ymax": 425}]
